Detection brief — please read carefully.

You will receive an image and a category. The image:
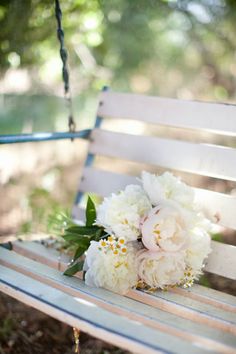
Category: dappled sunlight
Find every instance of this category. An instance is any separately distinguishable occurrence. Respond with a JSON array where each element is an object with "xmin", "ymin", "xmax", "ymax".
[
  {"xmin": 74, "ymin": 297, "xmax": 97, "ymax": 308},
  {"xmin": 0, "ymin": 140, "xmax": 87, "ymax": 184},
  {"xmin": 0, "ymin": 139, "xmax": 87, "ymax": 235},
  {"xmin": 0, "ymin": 69, "xmax": 31, "ymax": 94}
]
